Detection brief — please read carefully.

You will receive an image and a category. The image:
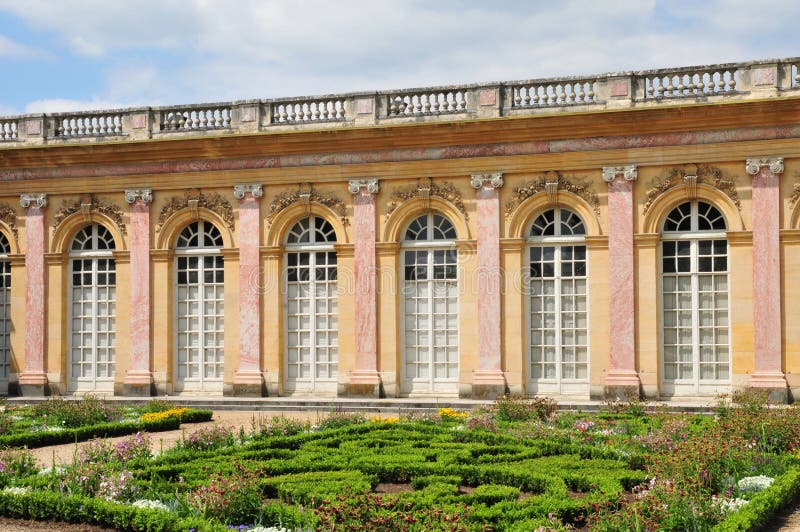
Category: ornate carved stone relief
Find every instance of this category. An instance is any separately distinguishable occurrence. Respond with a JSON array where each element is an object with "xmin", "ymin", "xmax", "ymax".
[
  {"xmin": 156, "ymin": 189, "xmax": 235, "ymax": 231},
  {"xmin": 790, "ymin": 174, "xmax": 800, "ymax": 207},
  {"xmin": 385, "ymin": 178, "xmax": 468, "ymax": 220},
  {"xmin": 642, "ymin": 164, "xmax": 740, "ymax": 215},
  {"xmin": 266, "ymin": 183, "xmax": 348, "ymax": 226},
  {"xmin": 504, "ymin": 171, "xmax": 600, "ymax": 218},
  {"xmin": 0, "ymin": 203, "xmax": 18, "ymax": 241},
  {"xmin": 53, "ymin": 194, "xmax": 127, "ymax": 234}
]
